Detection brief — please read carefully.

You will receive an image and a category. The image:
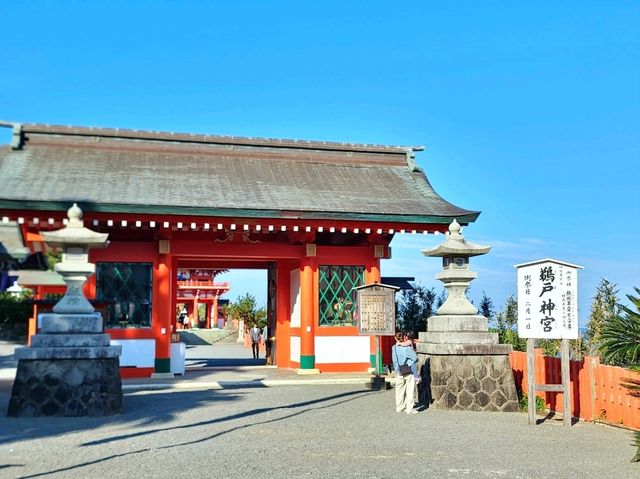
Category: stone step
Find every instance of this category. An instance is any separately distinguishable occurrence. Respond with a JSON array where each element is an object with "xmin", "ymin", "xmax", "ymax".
[
  {"xmin": 424, "ymin": 315, "xmax": 489, "ymax": 334},
  {"xmin": 417, "ymin": 343, "xmax": 512, "ymax": 355},
  {"xmin": 39, "ymin": 313, "xmax": 103, "ymax": 334},
  {"xmin": 179, "ymin": 329, "xmax": 238, "ymax": 345},
  {"xmin": 15, "ymin": 345, "xmax": 122, "ymax": 360},
  {"xmin": 422, "ymin": 331, "xmax": 499, "ymax": 345},
  {"xmin": 31, "ymin": 333, "xmax": 111, "ymax": 348}
]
